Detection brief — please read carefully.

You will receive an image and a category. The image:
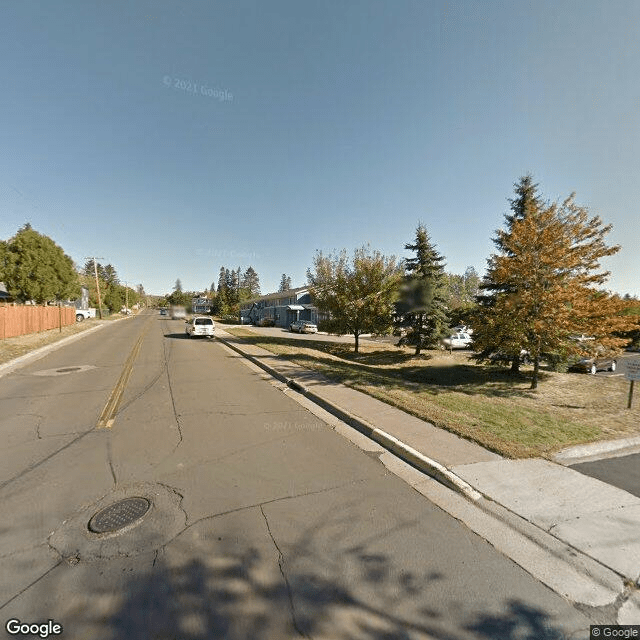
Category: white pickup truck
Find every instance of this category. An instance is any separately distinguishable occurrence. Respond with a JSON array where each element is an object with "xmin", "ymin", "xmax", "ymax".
[{"xmin": 75, "ymin": 308, "xmax": 97, "ymax": 322}]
